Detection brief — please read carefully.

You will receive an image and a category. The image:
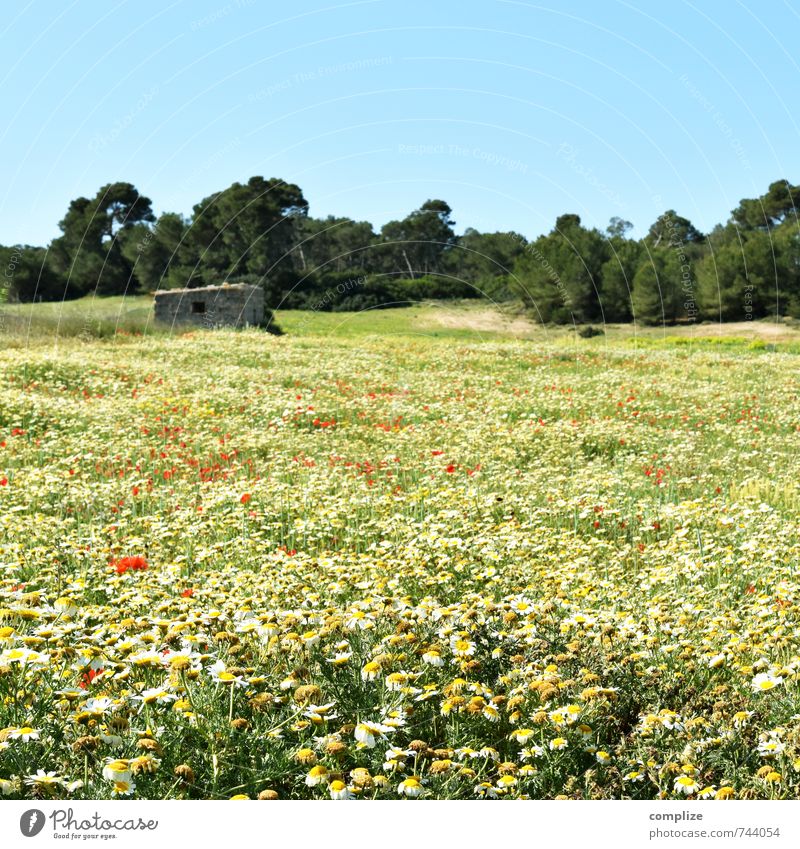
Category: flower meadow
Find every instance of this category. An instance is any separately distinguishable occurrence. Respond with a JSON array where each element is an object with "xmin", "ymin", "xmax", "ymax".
[{"xmin": 1, "ymin": 328, "xmax": 800, "ymax": 801}]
